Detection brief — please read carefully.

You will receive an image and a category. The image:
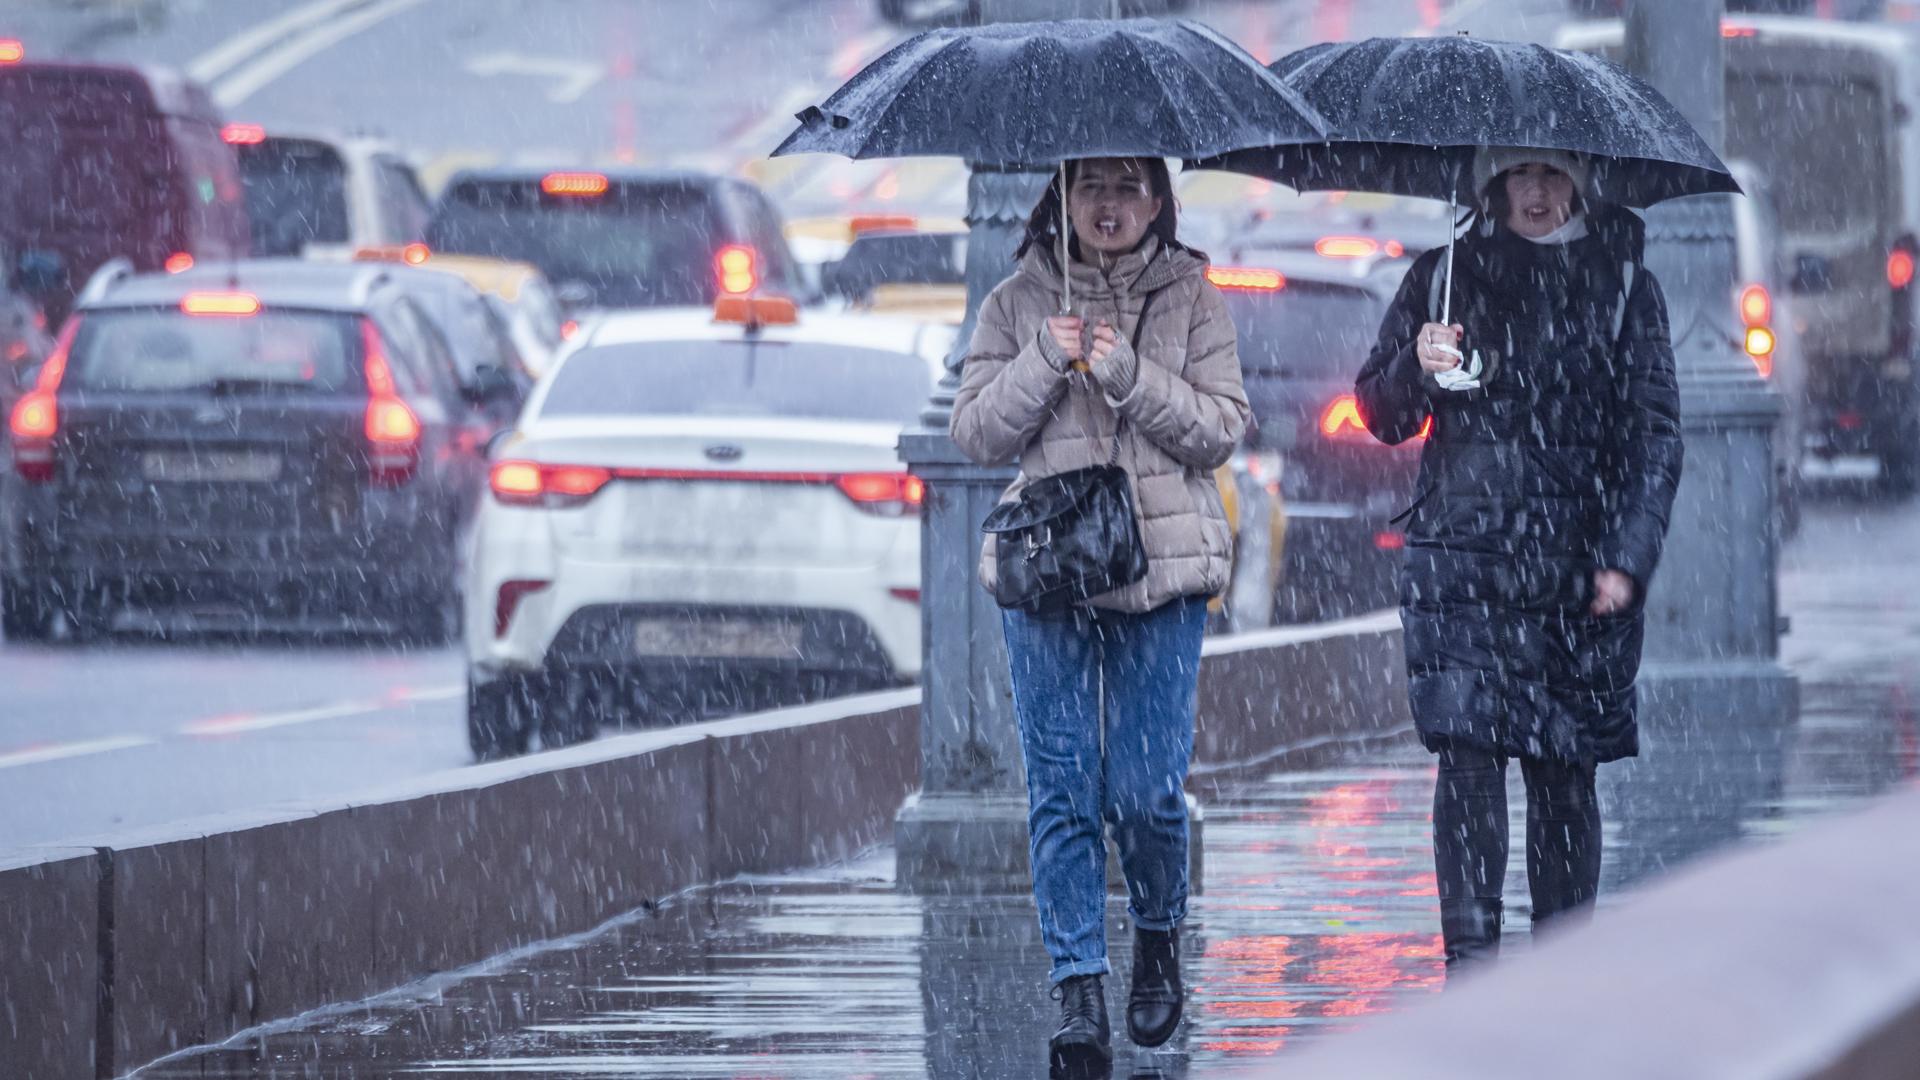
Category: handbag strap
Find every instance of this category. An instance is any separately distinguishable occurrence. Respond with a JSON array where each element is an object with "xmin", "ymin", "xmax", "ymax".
[{"xmin": 1102, "ymin": 284, "xmax": 1158, "ymax": 468}]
